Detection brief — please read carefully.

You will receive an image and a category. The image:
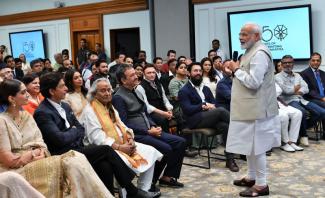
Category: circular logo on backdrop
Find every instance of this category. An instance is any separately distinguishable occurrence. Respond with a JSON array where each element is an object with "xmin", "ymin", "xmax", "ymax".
[{"xmin": 274, "ymin": 25, "xmax": 288, "ymax": 41}]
